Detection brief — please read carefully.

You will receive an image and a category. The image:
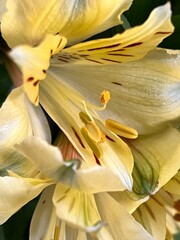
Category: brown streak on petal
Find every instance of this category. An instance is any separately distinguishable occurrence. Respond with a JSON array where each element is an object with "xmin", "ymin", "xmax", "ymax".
[
  {"xmin": 101, "ymin": 58, "xmax": 121, "ymax": 63},
  {"xmin": 58, "ymin": 58, "xmax": 69, "ymax": 63},
  {"xmin": 108, "ymin": 53, "xmax": 133, "ymax": 57},
  {"xmin": 33, "ymin": 80, "xmax": 39, "ymax": 87},
  {"xmin": 27, "ymin": 77, "xmax": 34, "ymax": 82},
  {"xmin": 42, "ymin": 69, "xmax": 46, "ymax": 74},
  {"xmin": 58, "ymin": 55, "xmax": 70, "ymax": 60},
  {"xmin": 124, "ymin": 42, "xmax": 143, "ymax": 48},
  {"xmin": 106, "ymin": 135, "xmax": 115, "ymax": 142},
  {"xmin": 155, "ymin": 31, "xmax": 172, "ymax": 35},
  {"xmin": 151, "ymin": 196, "xmax": 163, "ymax": 207},
  {"xmin": 70, "ymin": 55, "xmax": 79, "ymax": 60},
  {"xmin": 72, "ymin": 127, "xmax": 85, "ymax": 149},
  {"xmin": 144, "ymin": 204, "xmax": 156, "ymax": 221},
  {"xmin": 34, "ymin": 95, "xmax": 39, "ymax": 104},
  {"xmin": 111, "ymin": 81, "xmax": 122, "ymax": 86},
  {"xmin": 94, "ymin": 154, "xmax": 101, "ymax": 165},
  {"xmin": 56, "ymin": 195, "xmax": 66, "ymax": 203},
  {"xmin": 64, "ymin": 188, "xmax": 71, "ymax": 194},
  {"xmin": 85, "ymin": 58, "xmax": 103, "ymax": 64},
  {"xmin": 57, "ymin": 38, "xmax": 62, "ymax": 49},
  {"xmin": 87, "ymin": 43, "xmax": 121, "ymax": 51}
]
